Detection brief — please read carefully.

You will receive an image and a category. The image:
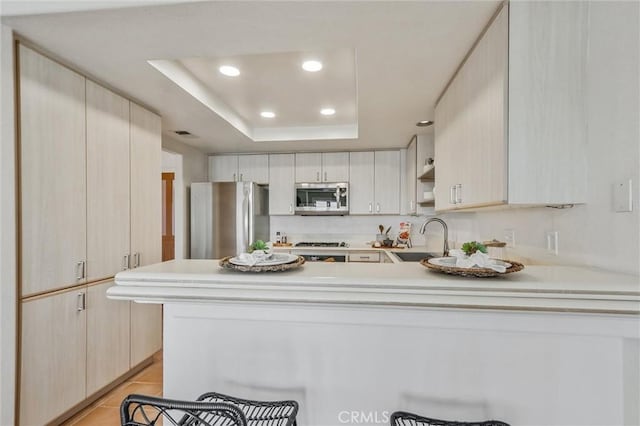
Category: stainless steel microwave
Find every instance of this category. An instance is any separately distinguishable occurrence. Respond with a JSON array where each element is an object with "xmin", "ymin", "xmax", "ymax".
[{"xmin": 294, "ymin": 182, "xmax": 349, "ymax": 215}]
